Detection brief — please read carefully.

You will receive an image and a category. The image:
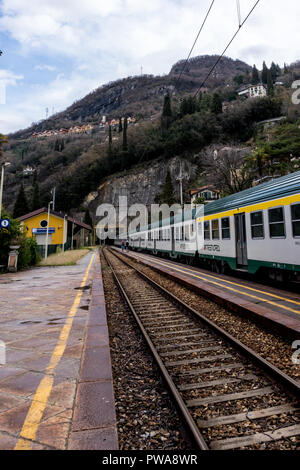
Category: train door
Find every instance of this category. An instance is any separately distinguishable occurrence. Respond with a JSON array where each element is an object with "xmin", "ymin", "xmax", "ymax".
[
  {"xmin": 171, "ymin": 226, "xmax": 175, "ymax": 254},
  {"xmin": 235, "ymin": 213, "xmax": 248, "ymax": 268}
]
